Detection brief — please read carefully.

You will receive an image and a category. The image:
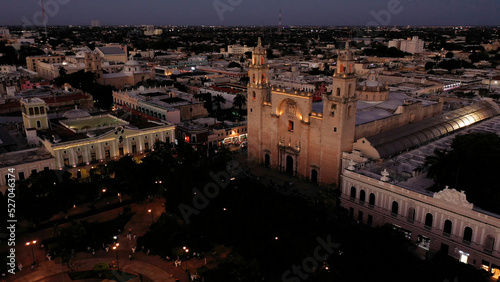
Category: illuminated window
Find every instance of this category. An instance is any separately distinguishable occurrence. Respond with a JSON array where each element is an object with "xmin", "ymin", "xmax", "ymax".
[
  {"xmin": 288, "ymin": 120, "xmax": 294, "ymax": 132},
  {"xmin": 253, "ymin": 91, "xmax": 256, "ymax": 100}
]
